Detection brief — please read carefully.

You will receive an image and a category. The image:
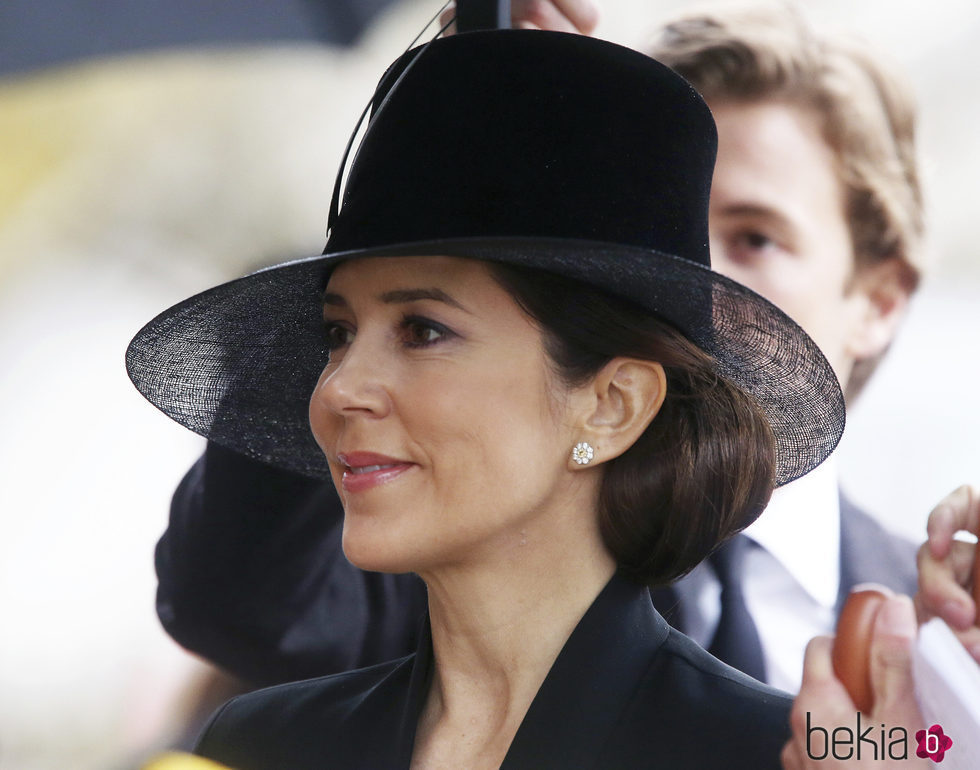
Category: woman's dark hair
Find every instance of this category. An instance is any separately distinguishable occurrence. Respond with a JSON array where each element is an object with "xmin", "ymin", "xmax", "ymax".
[{"xmin": 490, "ymin": 262, "xmax": 776, "ymax": 586}]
